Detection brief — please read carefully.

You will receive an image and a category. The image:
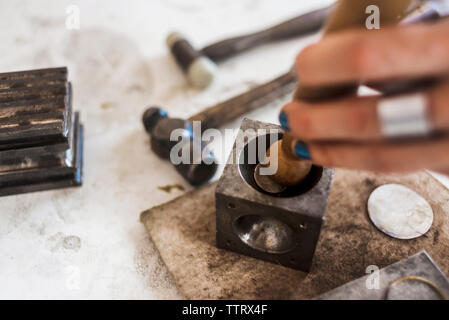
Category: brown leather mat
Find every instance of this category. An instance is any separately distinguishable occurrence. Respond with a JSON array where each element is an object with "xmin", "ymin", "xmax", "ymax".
[{"xmin": 140, "ymin": 169, "xmax": 449, "ymax": 299}]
